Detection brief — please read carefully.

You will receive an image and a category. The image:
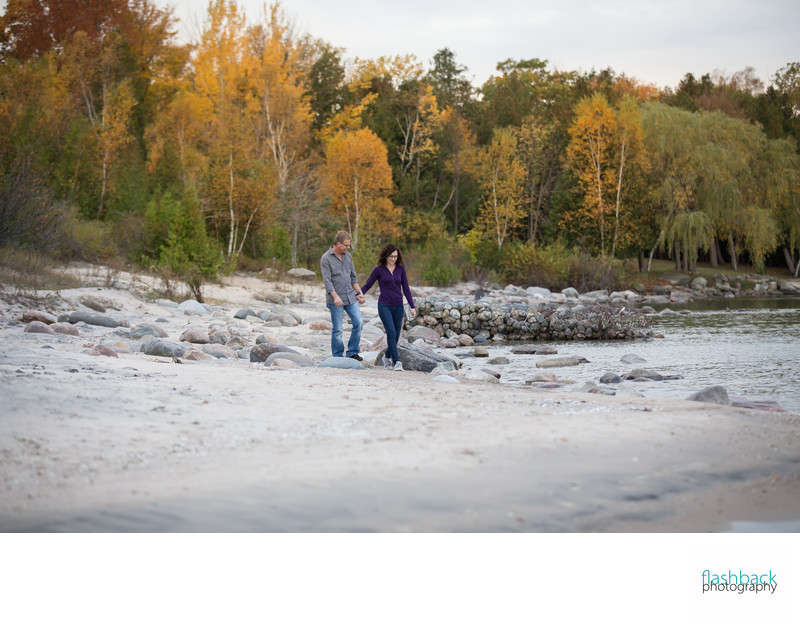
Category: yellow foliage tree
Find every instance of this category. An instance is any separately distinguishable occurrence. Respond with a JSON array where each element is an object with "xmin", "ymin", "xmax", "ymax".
[
  {"xmin": 474, "ymin": 127, "xmax": 525, "ymax": 250},
  {"xmin": 321, "ymin": 128, "xmax": 398, "ymax": 250},
  {"xmin": 565, "ymin": 93, "xmax": 645, "ymax": 257}
]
